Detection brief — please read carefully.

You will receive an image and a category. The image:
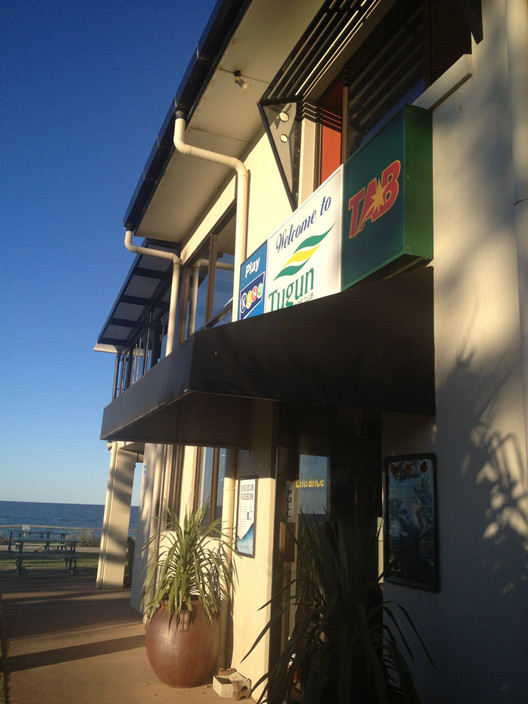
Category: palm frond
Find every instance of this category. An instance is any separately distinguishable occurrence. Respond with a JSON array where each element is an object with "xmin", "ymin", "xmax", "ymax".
[
  {"xmin": 246, "ymin": 512, "xmax": 432, "ymax": 704},
  {"xmin": 142, "ymin": 502, "xmax": 235, "ymax": 623}
]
